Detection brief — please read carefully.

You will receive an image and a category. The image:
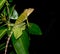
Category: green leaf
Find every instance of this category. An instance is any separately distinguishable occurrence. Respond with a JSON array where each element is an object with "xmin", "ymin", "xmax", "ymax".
[
  {"xmin": 0, "ymin": 26, "xmax": 7, "ymax": 40},
  {"xmin": 11, "ymin": 31, "xmax": 30, "ymax": 54},
  {"xmin": 0, "ymin": 43, "xmax": 5, "ymax": 51},
  {"xmin": 0, "ymin": 0, "xmax": 6, "ymax": 10},
  {"xmin": 0, "ymin": 45, "xmax": 5, "ymax": 51},
  {"xmin": 0, "ymin": 43, "xmax": 5, "ymax": 48},
  {"xmin": 13, "ymin": 23, "xmax": 26, "ymax": 39},
  {"xmin": 2, "ymin": 7, "xmax": 7, "ymax": 16},
  {"xmin": 28, "ymin": 23, "xmax": 42, "ymax": 35},
  {"xmin": 20, "ymin": 31, "xmax": 30, "ymax": 50}
]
